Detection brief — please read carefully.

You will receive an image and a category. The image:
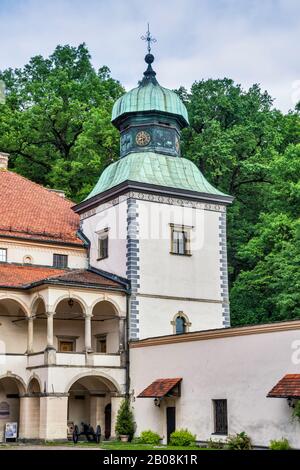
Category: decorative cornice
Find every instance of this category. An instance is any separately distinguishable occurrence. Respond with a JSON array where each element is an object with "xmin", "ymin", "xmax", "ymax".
[
  {"xmin": 78, "ymin": 190, "xmax": 227, "ymax": 221},
  {"xmin": 0, "ymin": 234, "xmax": 86, "ymax": 251},
  {"xmin": 136, "ymin": 293, "xmax": 223, "ymax": 304},
  {"xmin": 74, "ymin": 180, "xmax": 232, "ymax": 215},
  {"xmin": 129, "ymin": 320, "xmax": 300, "ymax": 348}
]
